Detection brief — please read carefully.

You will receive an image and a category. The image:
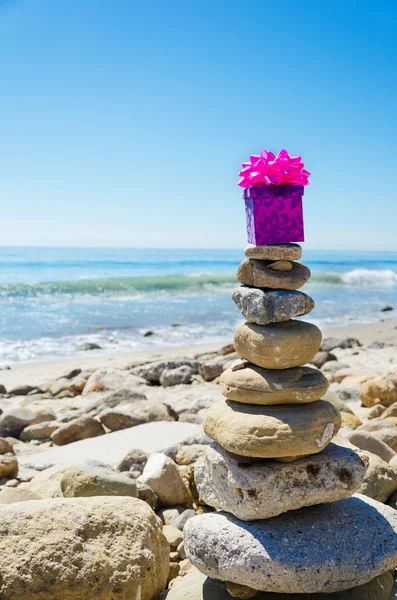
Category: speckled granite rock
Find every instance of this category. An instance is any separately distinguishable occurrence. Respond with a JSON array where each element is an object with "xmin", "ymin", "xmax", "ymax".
[
  {"xmin": 219, "ymin": 364, "xmax": 328, "ymax": 405},
  {"xmin": 234, "ymin": 321, "xmax": 322, "ymax": 370},
  {"xmin": 194, "ymin": 442, "xmax": 367, "ymax": 520},
  {"xmin": 203, "ymin": 399, "xmax": 341, "ymax": 458},
  {"xmin": 165, "ymin": 569, "xmax": 394, "ymax": 600},
  {"xmin": 183, "ymin": 495, "xmax": 397, "ymax": 594},
  {"xmin": 232, "ymin": 286, "xmax": 314, "ymax": 325}
]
